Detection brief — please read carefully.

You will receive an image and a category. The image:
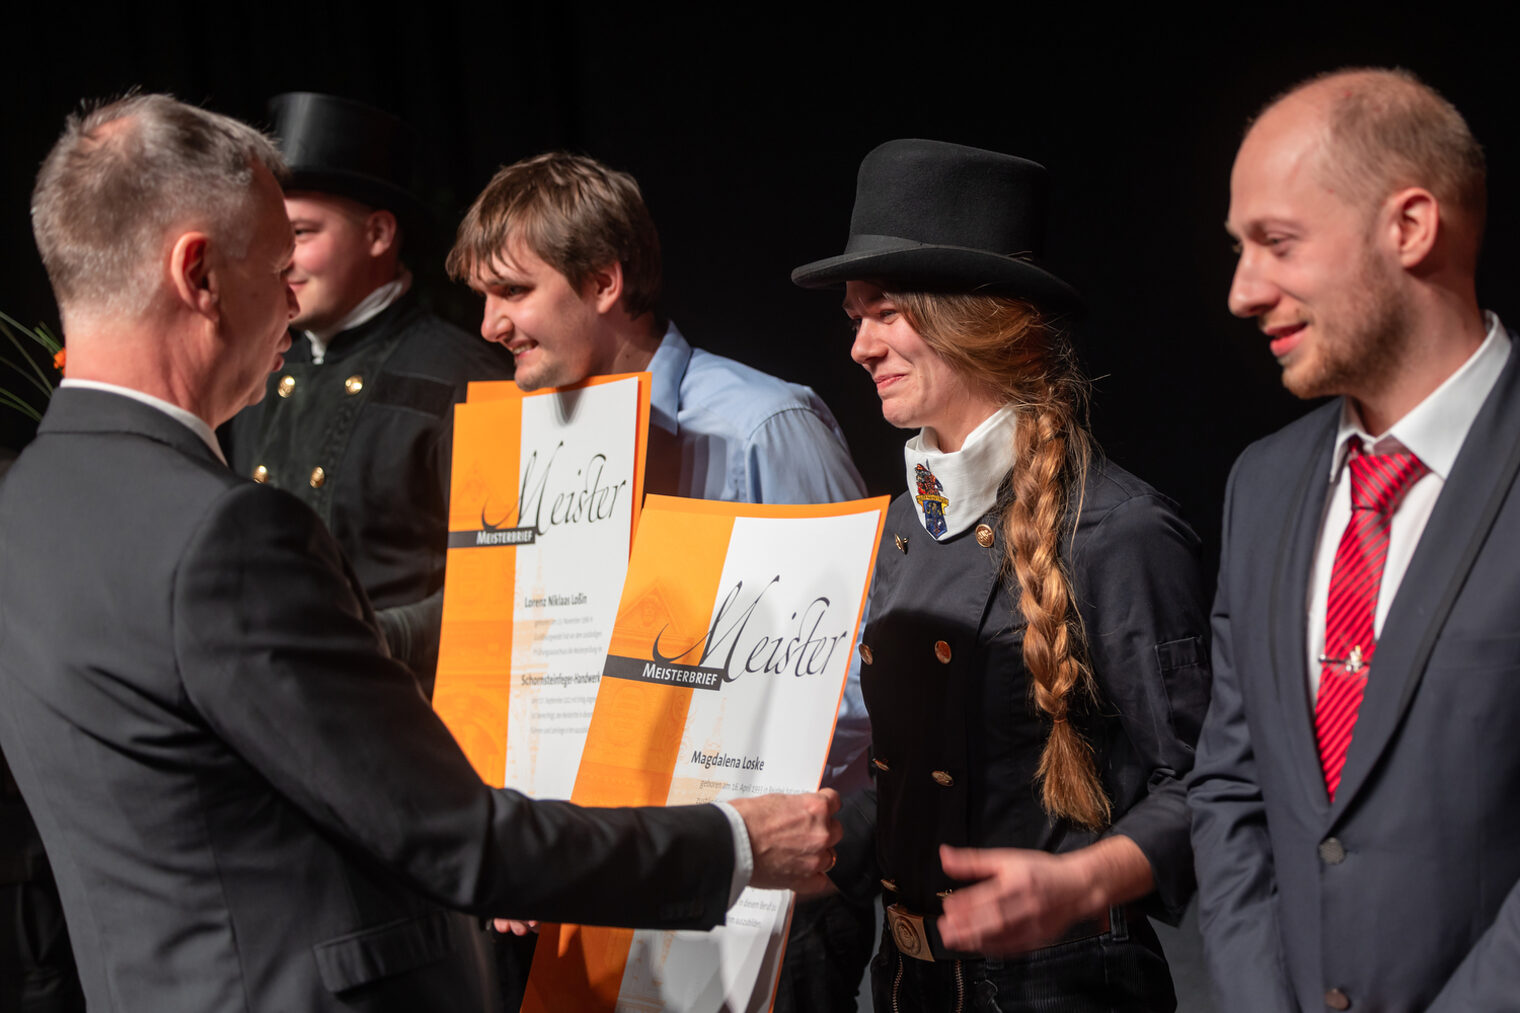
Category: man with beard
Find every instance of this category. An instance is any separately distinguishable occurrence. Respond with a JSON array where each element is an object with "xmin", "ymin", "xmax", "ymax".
[{"xmin": 1189, "ymin": 68, "xmax": 1520, "ymax": 1009}]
